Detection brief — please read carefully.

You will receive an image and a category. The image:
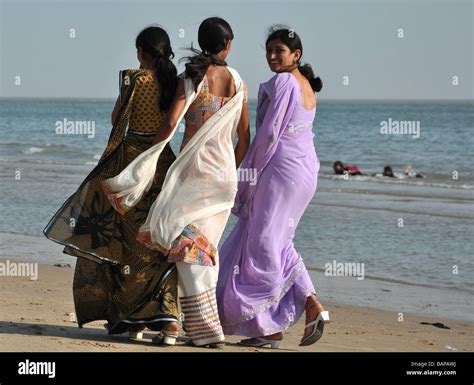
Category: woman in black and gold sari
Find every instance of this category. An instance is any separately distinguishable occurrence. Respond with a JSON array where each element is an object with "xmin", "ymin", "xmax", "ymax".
[{"xmin": 43, "ymin": 26, "xmax": 180, "ymax": 340}]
